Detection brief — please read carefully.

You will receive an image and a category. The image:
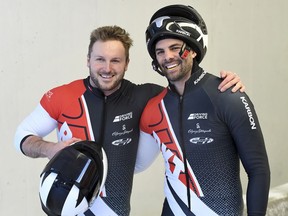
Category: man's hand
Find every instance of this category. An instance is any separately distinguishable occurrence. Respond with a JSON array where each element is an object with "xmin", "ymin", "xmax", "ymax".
[
  {"xmin": 46, "ymin": 138, "xmax": 81, "ymax": 159},
  {"xmin": 218, "ymin": 70, "xmax": 245, "ymax": 93},
  {"xmin": 22, "ymin": 136, "xmax": 81, "ymax": 159}
]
